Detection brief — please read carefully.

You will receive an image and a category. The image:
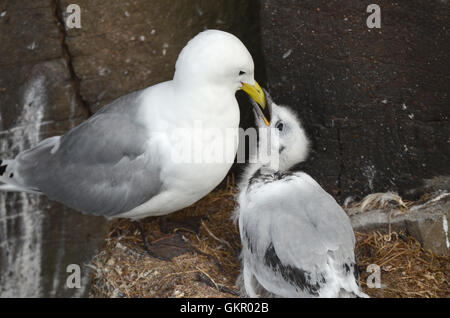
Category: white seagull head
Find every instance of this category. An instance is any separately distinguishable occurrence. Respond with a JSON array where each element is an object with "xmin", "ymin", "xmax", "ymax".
[
  {"xmin": 173, "ymin": 29, "xmax": 267, "ymax": 111},
  {"xmin": 251, "ymin": 91, "xmax": 310, "ymax": 172}
]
